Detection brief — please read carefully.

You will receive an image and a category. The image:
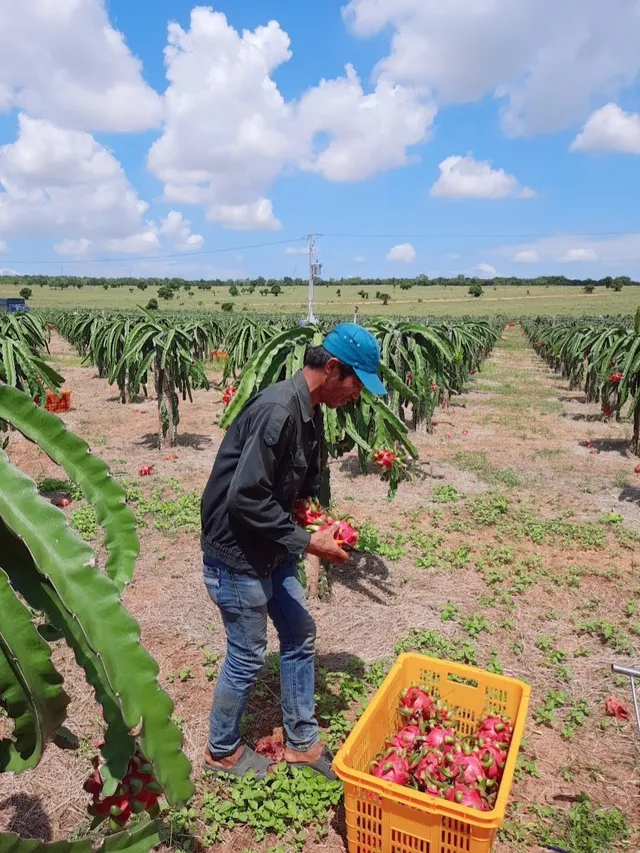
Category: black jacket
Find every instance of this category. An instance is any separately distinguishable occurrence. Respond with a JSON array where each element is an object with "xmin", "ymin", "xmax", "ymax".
[{"xmin": 201, "ymin": 371, "xmax": 323, "ymax": 577}]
